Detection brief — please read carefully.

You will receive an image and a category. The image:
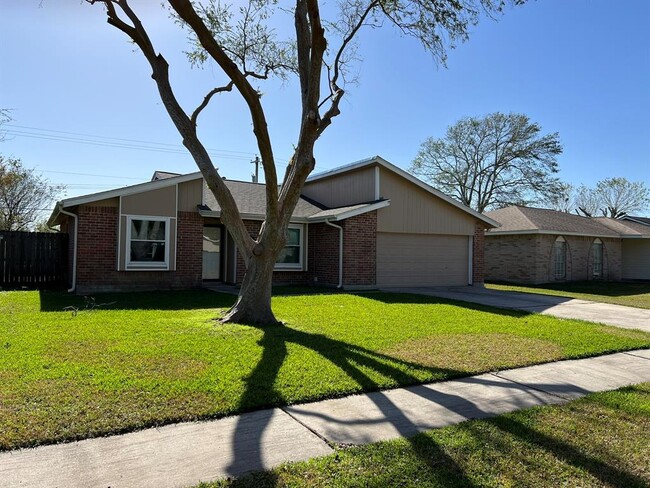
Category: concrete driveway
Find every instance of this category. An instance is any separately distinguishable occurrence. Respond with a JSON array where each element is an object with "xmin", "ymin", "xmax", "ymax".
[{"xmin": 380, "ymin": 286, "xmax": 650, "ymax": 332}]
